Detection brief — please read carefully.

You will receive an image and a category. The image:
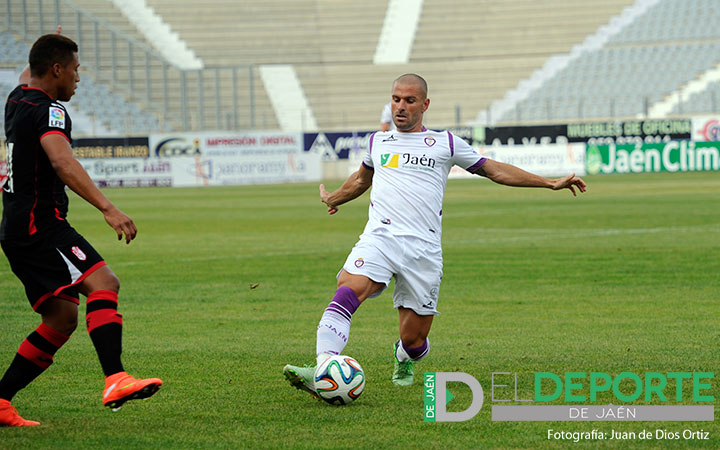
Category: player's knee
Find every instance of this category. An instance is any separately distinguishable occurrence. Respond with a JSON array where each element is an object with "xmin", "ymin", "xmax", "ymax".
[
  {"xmin": 97, "ymin": 273, "xmax": 121, "ymax": 293},
  {"xmin": 61, "ymin": 316, "xmax": 79, "ymax": 335},
  {"xmin": 81, "ymin": 267, "xmax": 120, "ymax": 294},
  {"xmin": 106, "ymin": 273, "xmax": 120, "ymax": 293},
  {"xmin": 43, "ymin": 312, "xmax": 78, "ymax": 336},
  {"xmin": 336, "ymin": 275, "xmax": 382, "ymax": 302},
  {"xmin": 38, "ymin": 298, "xmax": 79, "ymax": 336}
]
